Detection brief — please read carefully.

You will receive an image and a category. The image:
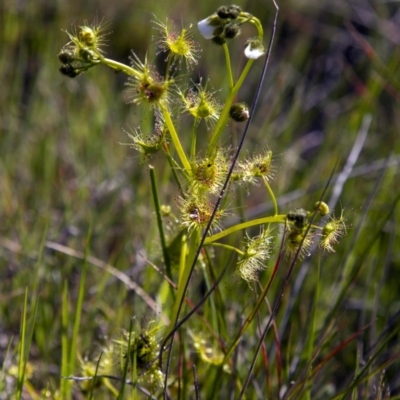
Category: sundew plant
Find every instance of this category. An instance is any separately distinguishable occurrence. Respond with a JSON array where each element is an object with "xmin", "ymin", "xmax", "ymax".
[{"xmin": 3, "ymin": 1, "xmax": 400, "ymax": 399}]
